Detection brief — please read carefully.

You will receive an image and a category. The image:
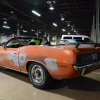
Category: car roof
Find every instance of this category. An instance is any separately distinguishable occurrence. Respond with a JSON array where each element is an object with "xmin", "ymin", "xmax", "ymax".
[{"xmin": 61, "ymin": 35, "xmax": 89, "ymax": 37}]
